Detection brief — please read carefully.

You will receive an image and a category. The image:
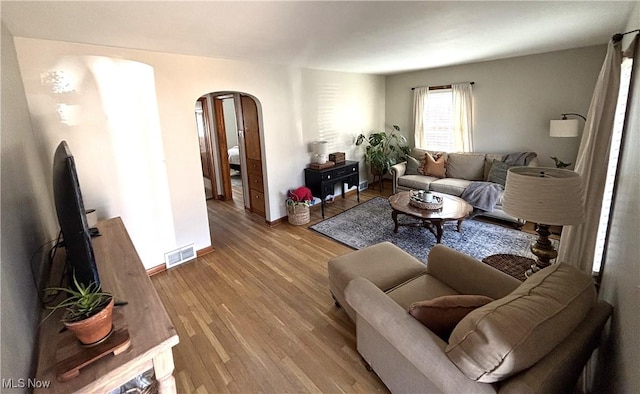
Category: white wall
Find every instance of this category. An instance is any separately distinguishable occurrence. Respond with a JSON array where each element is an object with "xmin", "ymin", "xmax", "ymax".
[
  {"xmin": 12, "ymin": 37, "xmax": 385, "ymax": 268},
  {"xmin": 0, "ymin": 23, "xmax": 58, "ymax": 384},
  {"xmin": 385, "ymin": 45, "xmax": 606, "ymax": 167},
  {"xmin": 13, "ymin": 45, "xmax": 176, "ymax": 269},
  {"xmin": 299, "ymin": 68, "xmax": 386, "ymax": 188},
  {"xmin": 593, "ymin": 5, "xmax": 640, "ymax": 392}
]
